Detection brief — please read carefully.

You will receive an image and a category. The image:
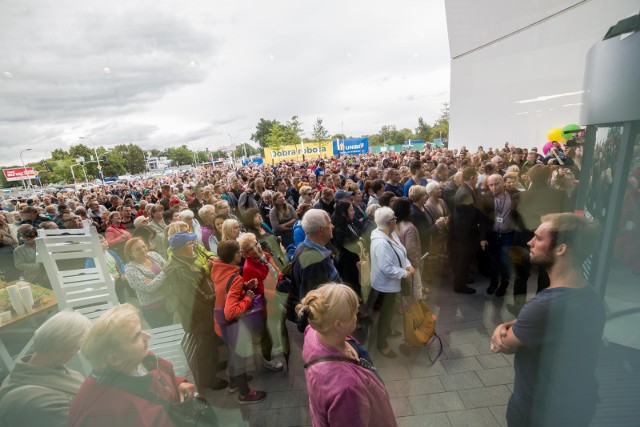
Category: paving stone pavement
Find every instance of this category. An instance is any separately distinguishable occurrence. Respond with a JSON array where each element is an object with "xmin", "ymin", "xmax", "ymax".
[{"xmin": 202, "ymin": 273, "xmax": 532, "ymax": 426}]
